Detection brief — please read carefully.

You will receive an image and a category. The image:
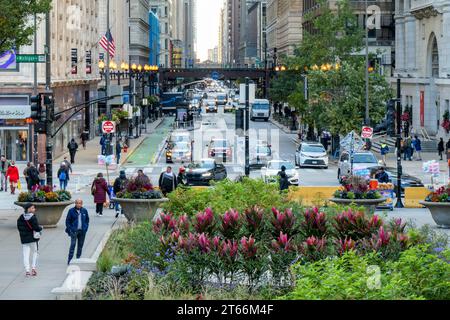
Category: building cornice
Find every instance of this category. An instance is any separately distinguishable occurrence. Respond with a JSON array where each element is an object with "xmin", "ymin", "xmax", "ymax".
[{"xmin": 410, "ymin": 4, "xmax": 442, "ymax": 20}]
